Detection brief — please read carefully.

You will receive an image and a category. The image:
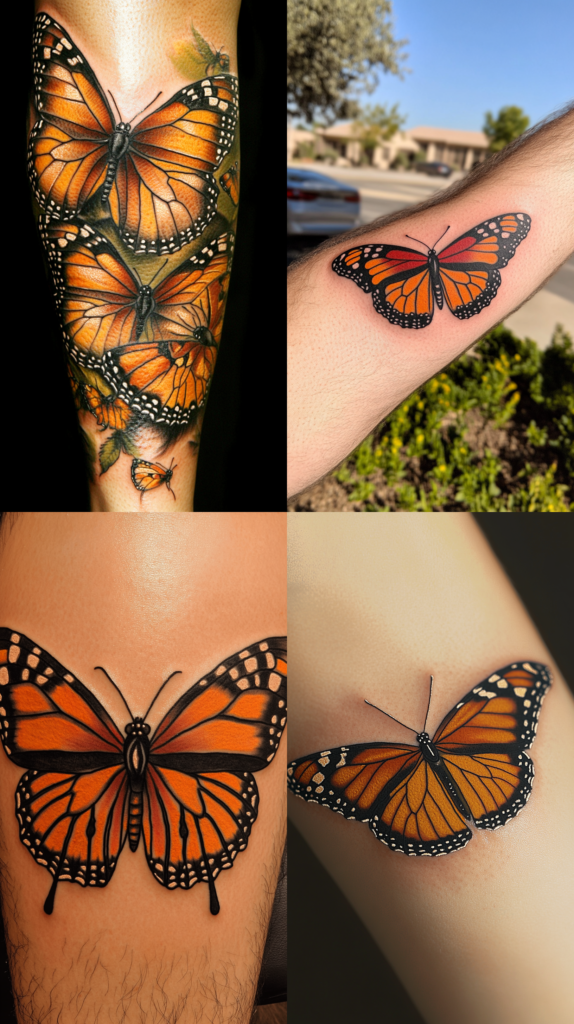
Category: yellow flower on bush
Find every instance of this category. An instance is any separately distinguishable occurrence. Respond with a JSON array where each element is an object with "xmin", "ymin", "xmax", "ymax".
[{"xmin": 416, "ymin": 433, "xmax": 424, "ymax": 444}]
